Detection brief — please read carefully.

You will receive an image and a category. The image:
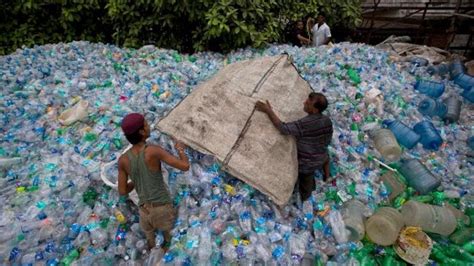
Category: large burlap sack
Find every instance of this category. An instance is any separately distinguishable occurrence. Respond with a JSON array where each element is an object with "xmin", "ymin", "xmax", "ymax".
[{"xmin": 157, "ymin": 54, "xmax": 313, "ymax": 205}]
